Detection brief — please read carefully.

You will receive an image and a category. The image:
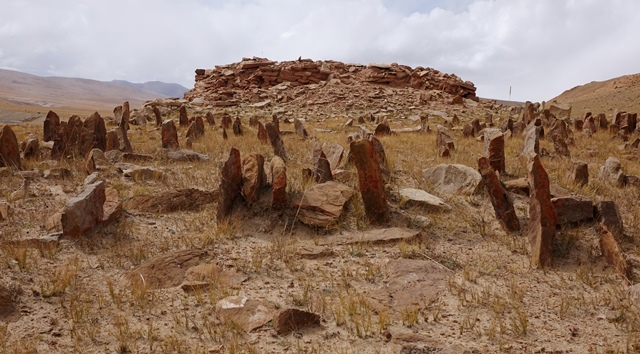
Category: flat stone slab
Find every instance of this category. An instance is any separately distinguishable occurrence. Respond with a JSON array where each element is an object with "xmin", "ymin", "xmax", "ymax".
[
  {"xmin": 215, "ymin": 296, "xmax": 274, "ymax": 332},
  {"xmin": 294, "ymin": 245, "xmax": 335, "ymax": 259},
  {"xmin": 399, "ymin": 188, "xmax": 451, "ymax": 212},
  {"xmin": 320, "ymin": 227, "xmax": 423, "ymax": 246},
  {"xmin": 291, "ymin": 181, "xmax": 353, "ymax": 227}
]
